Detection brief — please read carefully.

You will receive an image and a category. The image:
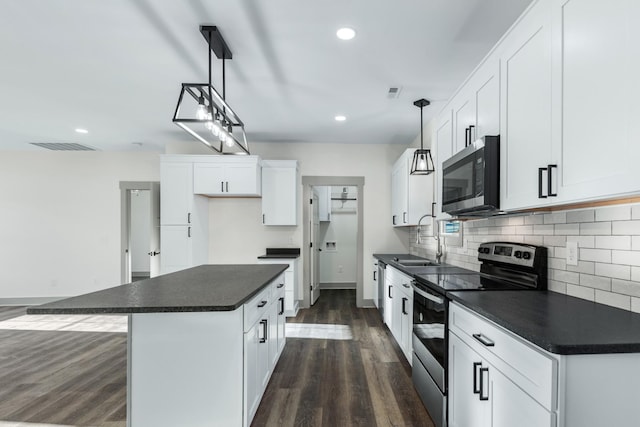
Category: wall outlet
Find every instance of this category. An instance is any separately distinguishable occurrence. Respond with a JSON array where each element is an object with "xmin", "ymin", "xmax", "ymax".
[{"xmin": 566, "ymin": 241, "xmax": 578, "ymax": 266}]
